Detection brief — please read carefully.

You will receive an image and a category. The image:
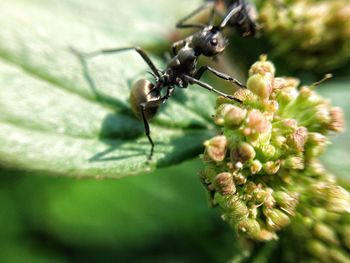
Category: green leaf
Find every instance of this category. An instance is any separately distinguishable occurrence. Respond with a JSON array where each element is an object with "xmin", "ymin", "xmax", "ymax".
[
  {"xmin": 0, "ymin": 243, "xmax": 66, "ymax": 263},
  {"xmin": 11, "ymin": 160, "xmax": 212, "ymax": 246},
  {"xmin": 319, "ymin": 80, "xmax": 350, "ymax": 180},
  {"xmin": 1, "ymin": 159, "xmax": 241, "ymax": 262},
  {"xmin": 0, "ymin": 0, "xmax": 219, "ymax": 178}
]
